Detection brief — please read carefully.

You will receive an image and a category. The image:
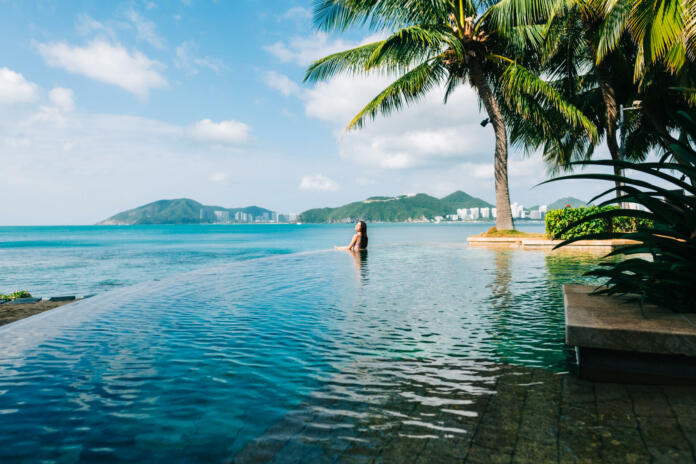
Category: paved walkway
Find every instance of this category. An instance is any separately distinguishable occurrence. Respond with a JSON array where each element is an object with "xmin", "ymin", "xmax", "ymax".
[{"xmin": 234, "ymin": 364, "xmax": 696, "ymax": 463}]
